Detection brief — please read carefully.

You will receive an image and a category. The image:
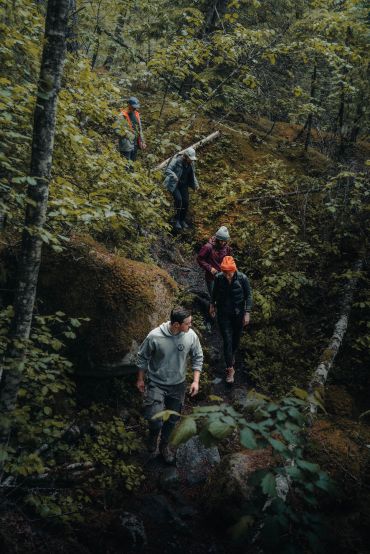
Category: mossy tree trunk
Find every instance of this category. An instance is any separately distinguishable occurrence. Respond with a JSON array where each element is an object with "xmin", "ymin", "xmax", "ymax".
[
  {"xmin": 308, "ymin": 260, "xmax": 363, "ymax": 416},
  {"xmin": 0, "ymin": 0, "xmax": 69, "ymax": 420}
]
